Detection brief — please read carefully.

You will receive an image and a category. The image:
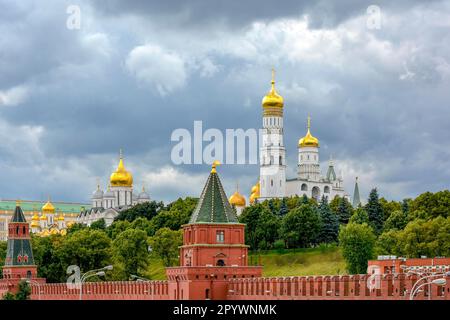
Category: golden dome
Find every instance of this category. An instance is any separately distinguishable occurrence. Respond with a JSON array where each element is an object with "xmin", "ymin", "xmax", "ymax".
[
  {"xmin": 30, "ymin": 220, "xmax": 40, "ymax": 228},
  {"xmin": 249, "ymin": 181, "xmax": 260, "ymax": 204},
  {"xmin": 110, "ymin": 149, "xmax": 133, "ymax": 187},
  {"xmin": 66, "ymin": 221, "xmax": 75, "ymax": 228},
  {"xmin": 58, "ymin": 214, "xmax": 65, "ymax": 221},
  {"xmin": 60, "ymin": 229, "xmax": 67, "ymax": 236},
  {"xmin": 298, "ymin": 116, "xmax": 319, "ymax": 148},
  {"xmin": 229, "ymin": 189, "xmax": 246, "ymax": 207},
  {"xmin": 32, "ymin": 213, "xmax": 39, "ymax": 221},
  {"xmin": 262, "ymin": 69, "xmax": 284, "ymax": 117},
  {"xmin": 40, "ymin": 213, "xmax": 47, "ymax": 221},
  {"xmin": 42, "ymin": 199, "xmax": 55, "ymax": 213},
  {"xmin": 50, "ymin": 228, "xmax": 59, "ymax": 235}
]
